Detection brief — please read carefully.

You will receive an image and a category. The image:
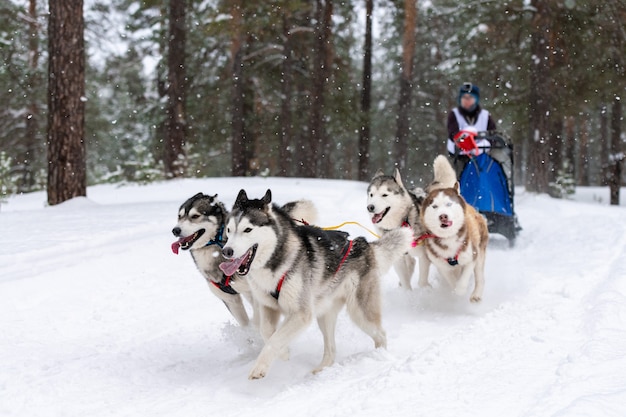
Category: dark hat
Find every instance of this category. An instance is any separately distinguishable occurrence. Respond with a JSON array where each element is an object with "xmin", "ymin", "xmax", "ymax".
[{"xmin": 458, "ymin": 82, "xmax": 480, "ymax": 104}]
